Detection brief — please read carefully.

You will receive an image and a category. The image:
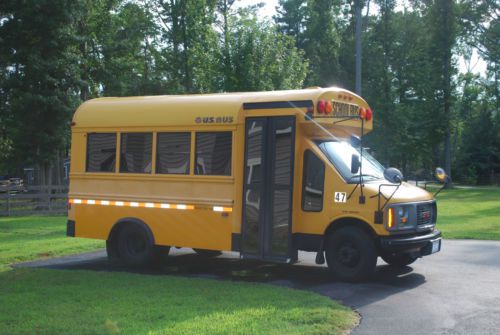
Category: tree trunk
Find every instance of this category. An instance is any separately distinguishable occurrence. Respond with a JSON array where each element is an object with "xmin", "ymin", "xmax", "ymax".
[
  {"xmin": 223, "ymin": 0, "xmax": 231, "ymax": 92},
  {"xmin": 444, "ymin": 132, "xmax": 452, "ymax": 187}
]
